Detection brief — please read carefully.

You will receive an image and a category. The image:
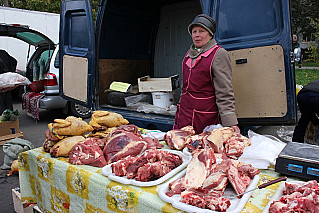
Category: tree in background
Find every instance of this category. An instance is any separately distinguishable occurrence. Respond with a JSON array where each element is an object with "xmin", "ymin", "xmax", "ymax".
[
  {"xmin": 0, "ymin": 0, "xmax": 99, "ymax": 20},
  {"xmin": 0, "ymin": 0, "xmax": 60, "ymax": 13},
  {"xmin": 291, "ymin": 0, "xmax": 319, "ymax": 41},
  {"xmin": 308, "ymin": 18, "xmax": 319, "ymax": 63}
]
